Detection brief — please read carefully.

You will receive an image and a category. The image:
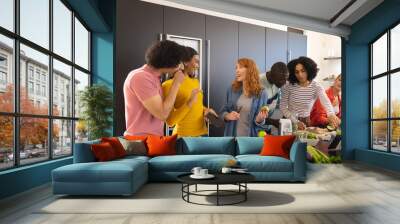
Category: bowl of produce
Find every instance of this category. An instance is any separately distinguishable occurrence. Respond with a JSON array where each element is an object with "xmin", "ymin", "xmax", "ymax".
[
  {"xmin": 296, "ymin": 131, "xmax": 319, "ymax": 146},
  {"xmin": 302, "ymin": 138, "xmax": 319, "ymax": 146}
]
